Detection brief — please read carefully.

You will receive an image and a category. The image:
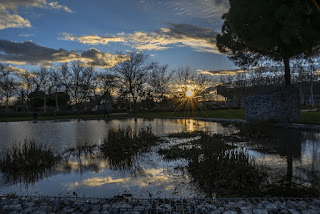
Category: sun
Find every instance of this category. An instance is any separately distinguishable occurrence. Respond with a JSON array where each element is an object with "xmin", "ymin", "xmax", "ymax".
[{"xmin": 186, "ymin": 90, "xmax": 194, "ymax": 97}]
